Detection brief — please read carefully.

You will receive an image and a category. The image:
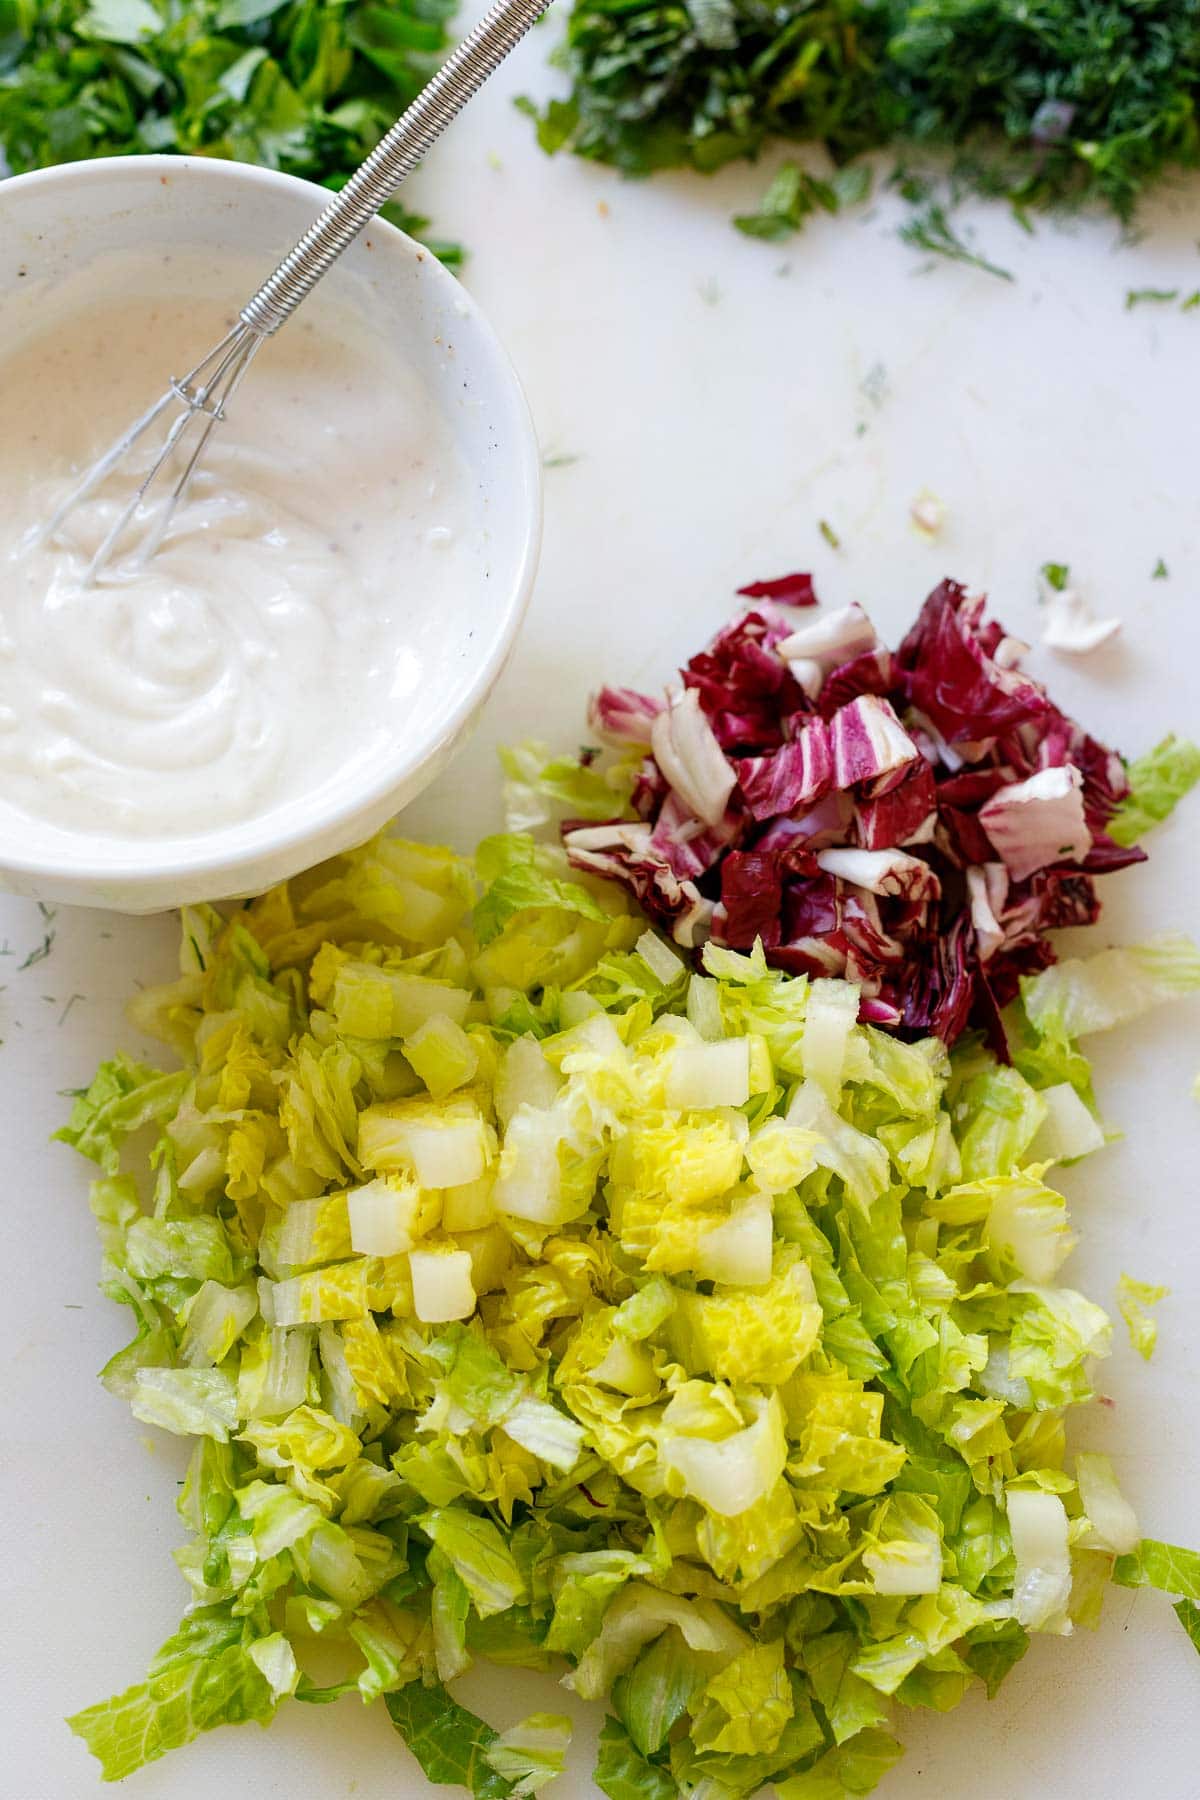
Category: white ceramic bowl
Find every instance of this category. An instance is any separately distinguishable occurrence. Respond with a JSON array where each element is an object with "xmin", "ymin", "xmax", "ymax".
[{"xmin": 0, "ymin": 156, "xmax": 541, "ymax": 913}]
